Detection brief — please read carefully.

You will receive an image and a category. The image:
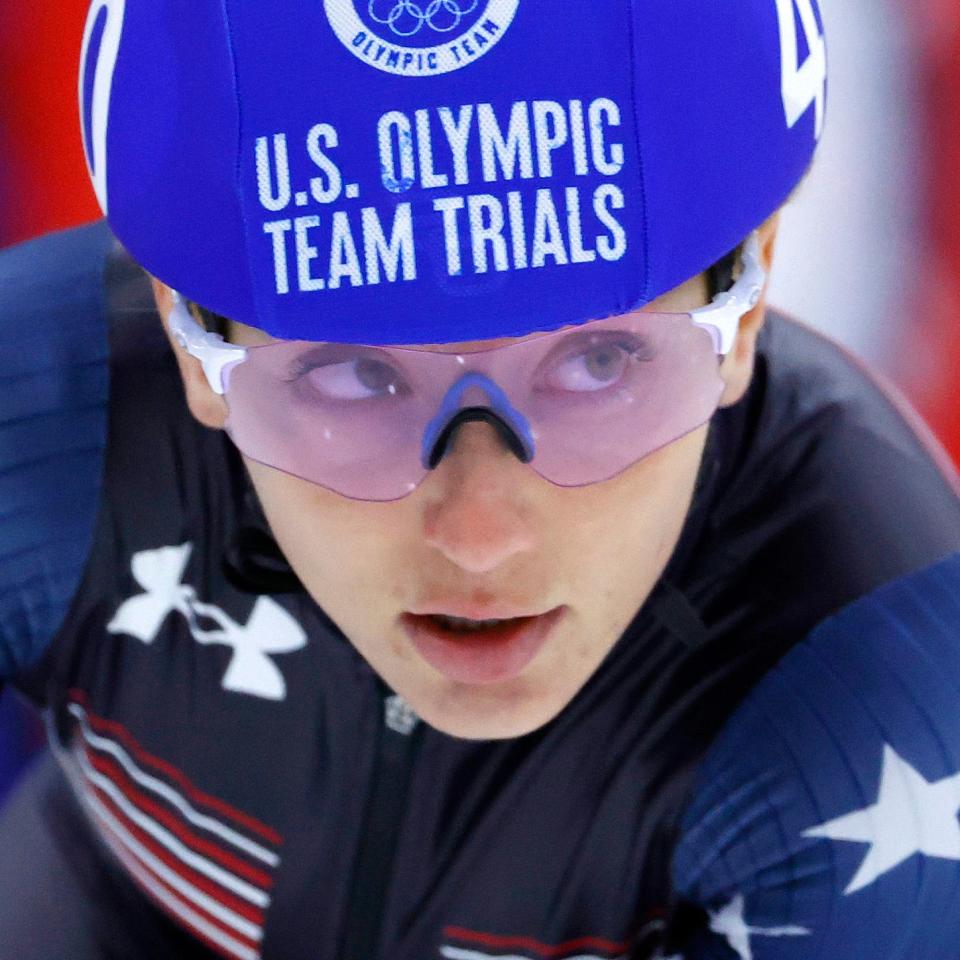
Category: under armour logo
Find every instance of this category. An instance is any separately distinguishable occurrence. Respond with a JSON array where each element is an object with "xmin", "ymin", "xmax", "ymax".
[{"xmin": 108, "ymin": 543, "xmax": 307, "ymax": 701}]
